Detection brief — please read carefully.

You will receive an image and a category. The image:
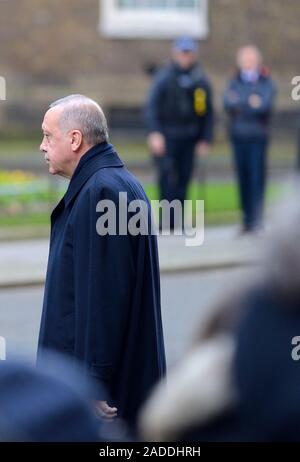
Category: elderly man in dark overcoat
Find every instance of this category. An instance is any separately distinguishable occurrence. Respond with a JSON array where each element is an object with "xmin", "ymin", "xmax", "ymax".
[{"xmin": 38, "ymin": 94, "xmax": 166, "ymax": 429}]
